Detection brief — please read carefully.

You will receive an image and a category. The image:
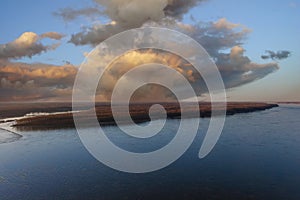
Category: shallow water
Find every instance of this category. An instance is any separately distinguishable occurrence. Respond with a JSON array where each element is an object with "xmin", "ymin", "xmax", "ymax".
[
  {"xmin": 0, "ymin": 105, "xmax": 299, "ymax": 200},
  {"xmin": 0, "ymin": 123, "xmax": 22, "ymax": 144}
]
